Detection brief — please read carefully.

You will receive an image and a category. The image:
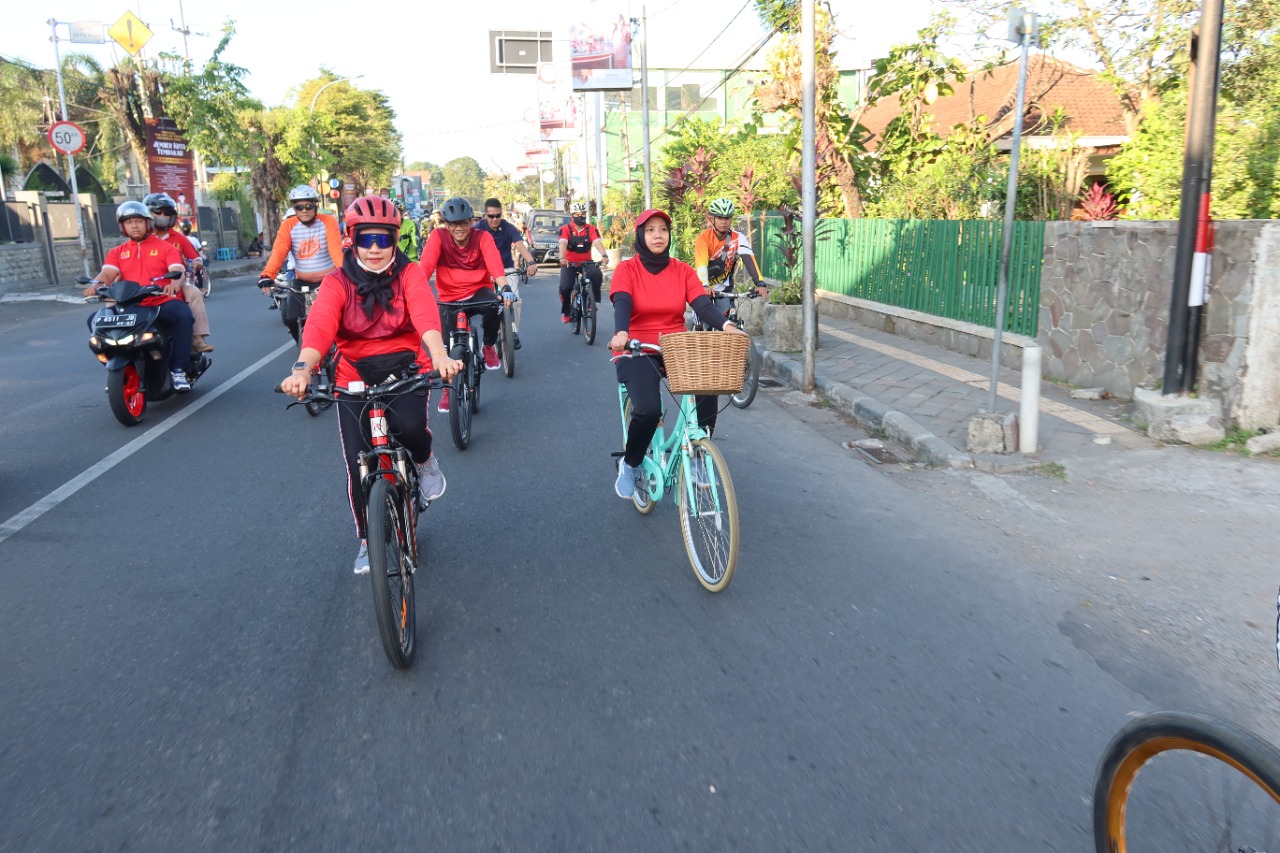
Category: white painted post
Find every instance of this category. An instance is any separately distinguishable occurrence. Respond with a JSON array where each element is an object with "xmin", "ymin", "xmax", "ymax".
[{"xmin": 1019, "ymin": 344, "xmax": 1041, "ymax": 453}]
